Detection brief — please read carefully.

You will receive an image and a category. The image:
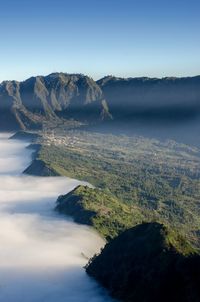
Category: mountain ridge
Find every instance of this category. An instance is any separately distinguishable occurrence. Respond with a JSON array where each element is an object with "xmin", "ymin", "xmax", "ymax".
[{"xmin": 0, "ymin": 72, "xmax": 200, "ymax": 130}]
